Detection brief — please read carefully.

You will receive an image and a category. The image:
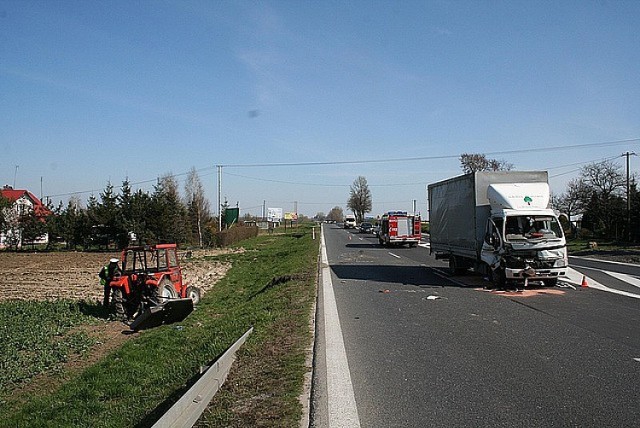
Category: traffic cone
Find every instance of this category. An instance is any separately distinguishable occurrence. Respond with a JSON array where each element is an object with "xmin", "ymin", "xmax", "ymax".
[{"xmin": 581, "ymin": 275, "xmax": 588, "ymax": 288}]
